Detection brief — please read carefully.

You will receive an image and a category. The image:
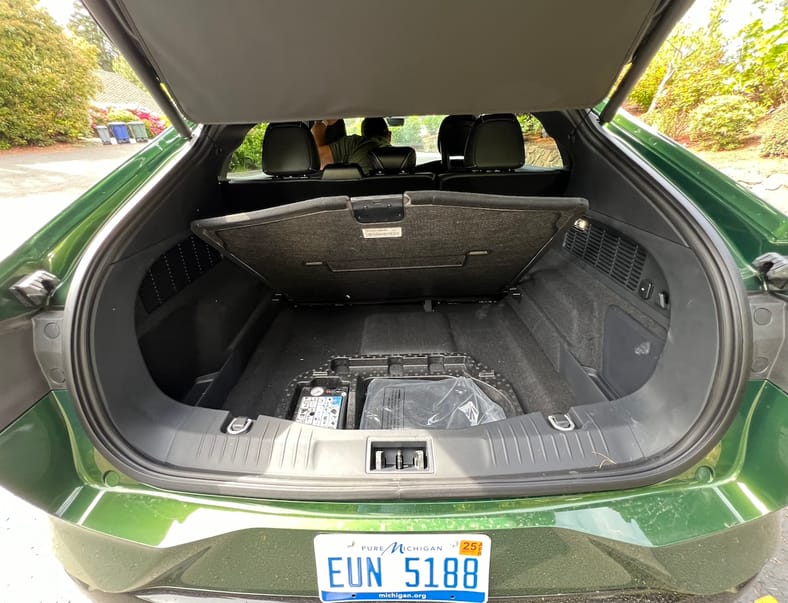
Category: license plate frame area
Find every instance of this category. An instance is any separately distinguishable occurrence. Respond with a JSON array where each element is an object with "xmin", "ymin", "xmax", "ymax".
[{"xmin": 314, "ymin": 533, "xmax": 492, "ymax": 603}]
